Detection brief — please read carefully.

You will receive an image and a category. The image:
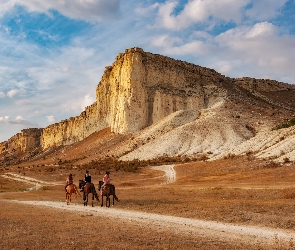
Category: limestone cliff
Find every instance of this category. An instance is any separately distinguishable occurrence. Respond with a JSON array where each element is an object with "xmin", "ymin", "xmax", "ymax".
[
  {"xmin": 0, "ymin": 128, "xmax": 42, "ymax": 154},
  {"xmin": 96, "ymin": 47, "xmax": 227, "ymax": 134},
  {"xmin": 1, "ymin": 47, "xmax": 294, "ymax": 156},
  {"xmin": 41, "ymin": 102, "xmax": 98, "ymax": 148}
]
